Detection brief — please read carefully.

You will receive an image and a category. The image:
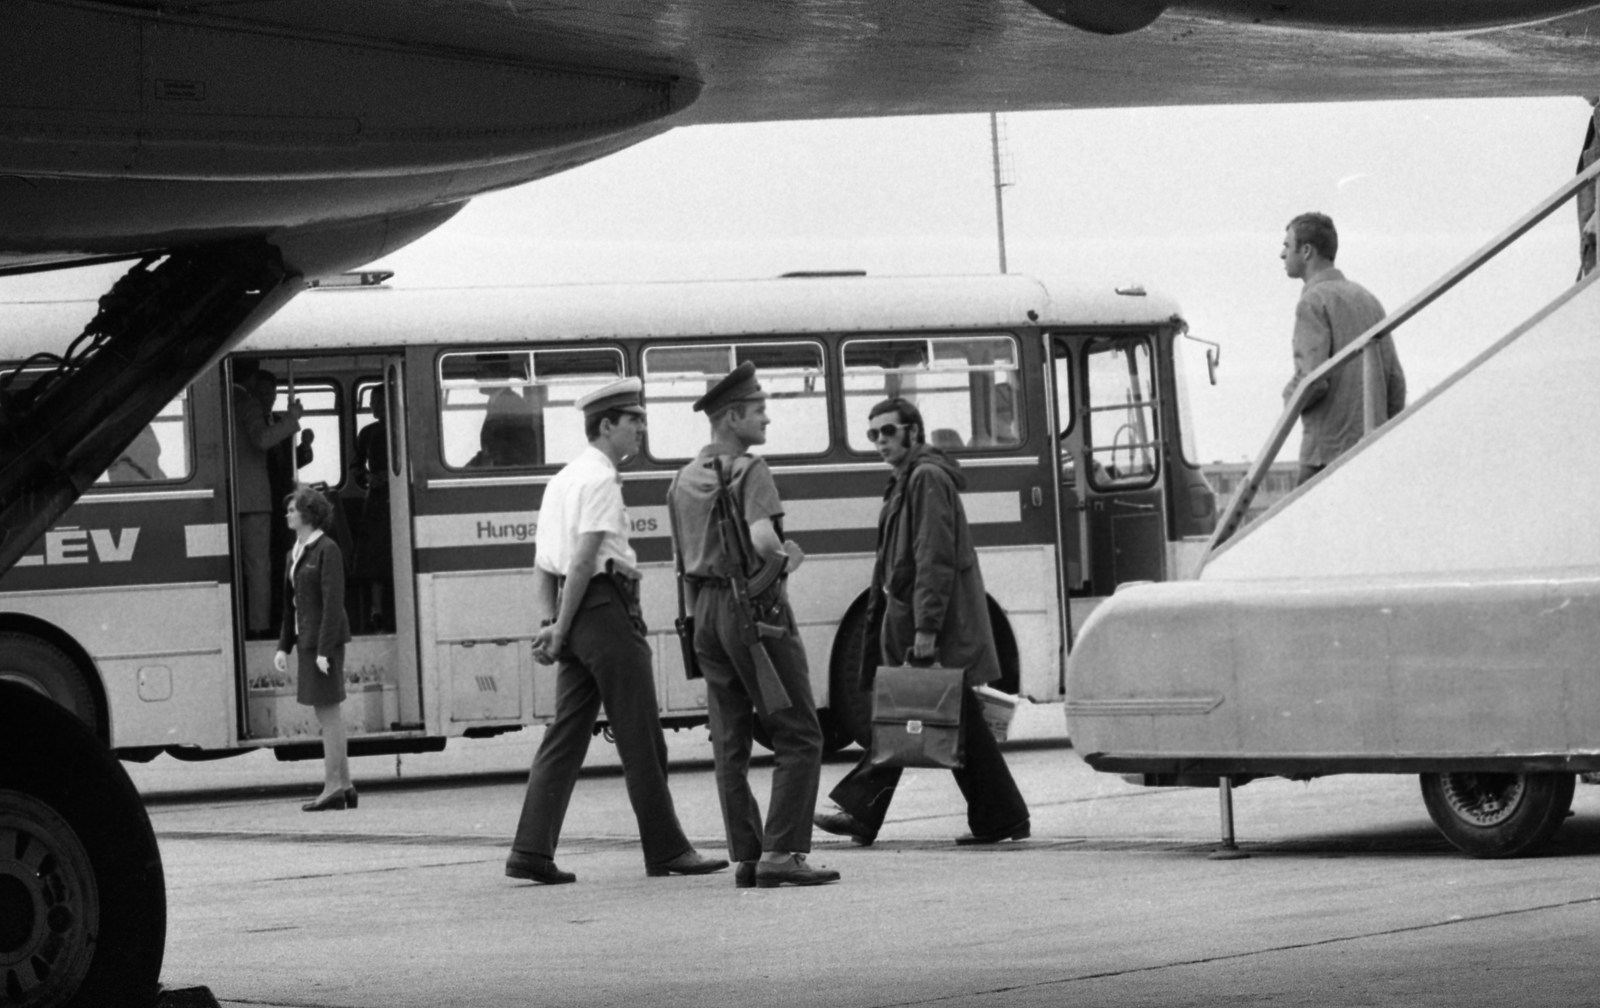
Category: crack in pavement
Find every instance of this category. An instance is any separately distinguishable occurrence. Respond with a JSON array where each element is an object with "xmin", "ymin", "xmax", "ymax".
[{"xmin": 862, "ymin": 892, "xmax": 1600, "ymax": 1007}]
